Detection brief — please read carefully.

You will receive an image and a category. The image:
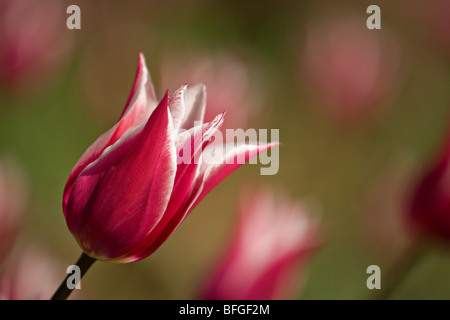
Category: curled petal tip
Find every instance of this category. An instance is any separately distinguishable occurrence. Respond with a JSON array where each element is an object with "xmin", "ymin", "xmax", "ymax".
[
  {"xmin": 137, "ymin": 53, "xmax": 148, "ymax": 71},
  {"xmin": 214, "ymin": 111, "xmax": 226, "ymax": 122},
  {"xmin": 211, "ymin": 112, "xmax": 226, "ymax": 129},
  {"xmin": 177, "ymin": 84, "xmax": 188, "ymax": 94}
]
